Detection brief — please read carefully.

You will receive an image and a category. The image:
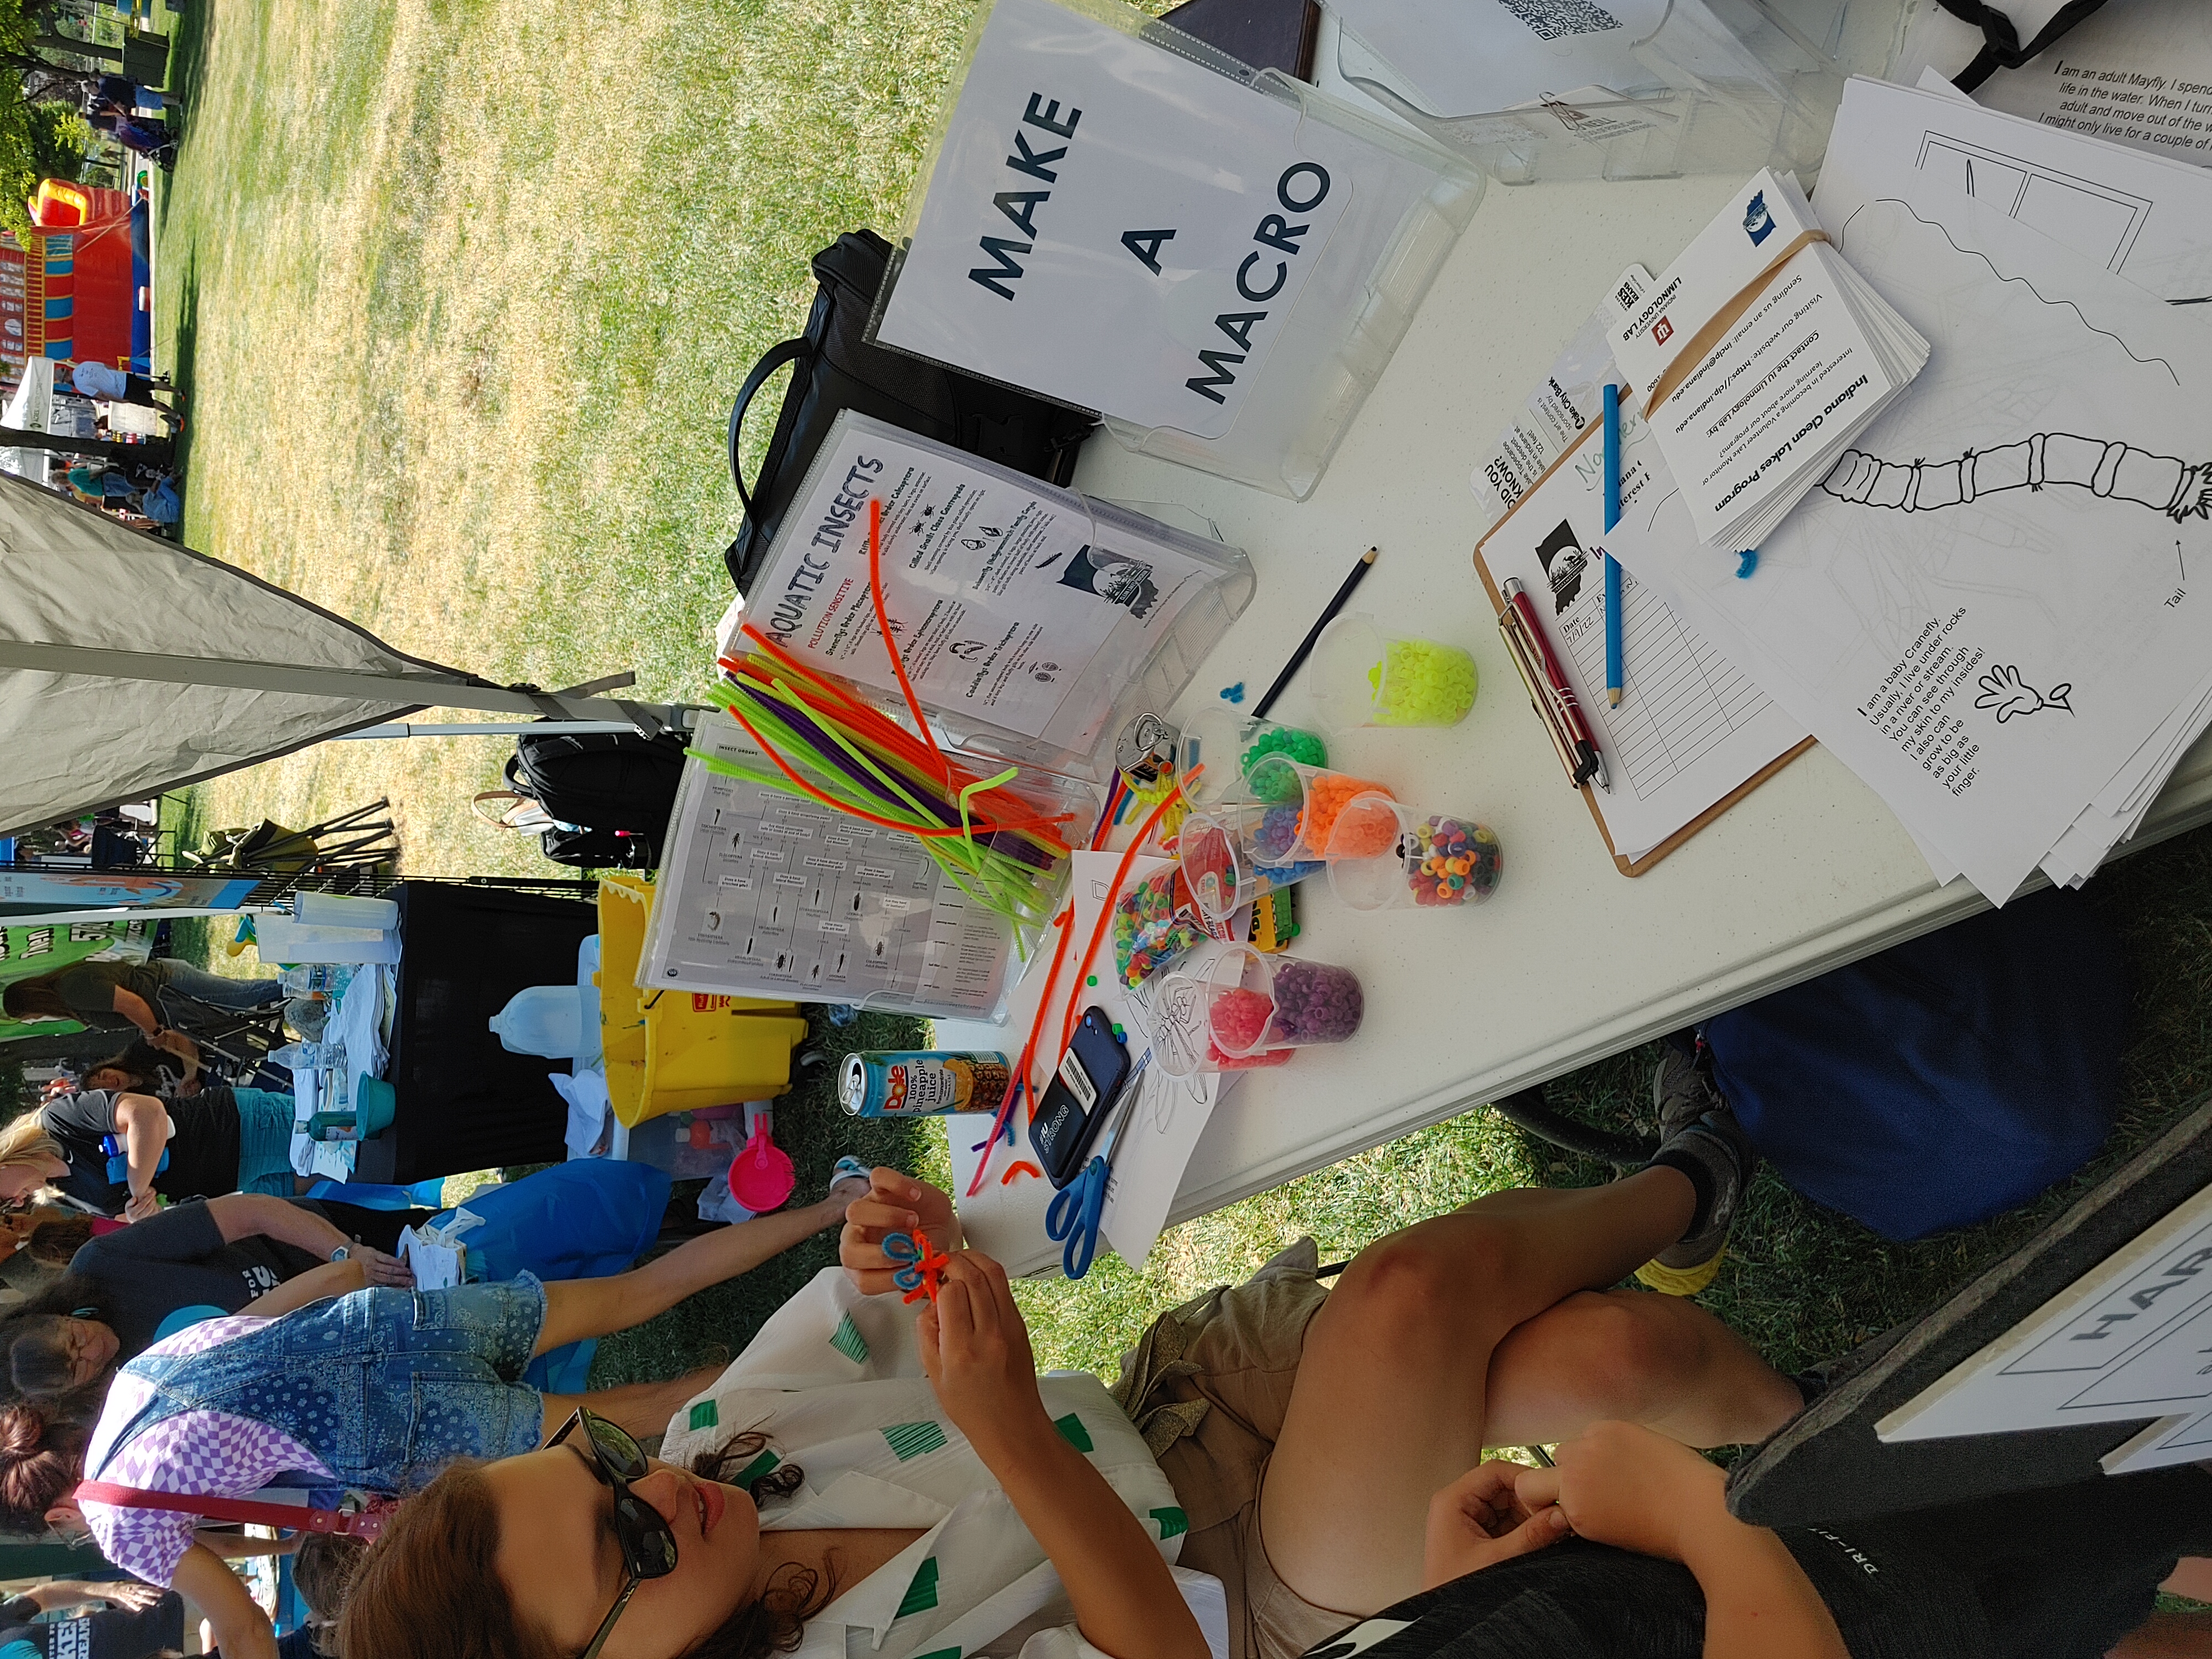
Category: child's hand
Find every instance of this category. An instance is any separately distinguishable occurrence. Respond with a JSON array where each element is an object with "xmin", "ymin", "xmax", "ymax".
[
  {"xmin": 1420, "ymin": 1460, "xmax": 1571, "ymax": 1590},
  {"xmin": 838, "ymin": 1168, "xmax": 963, "ymax": 1296},
  {"xmin": 1512, "ymin": 1421, "xmax": 1729, "ymax": 1564},
  {"xmin": 914, "ymin": 1250, "xmax": 1048, "ymax": 1460}
]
